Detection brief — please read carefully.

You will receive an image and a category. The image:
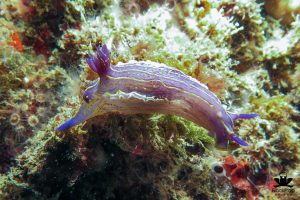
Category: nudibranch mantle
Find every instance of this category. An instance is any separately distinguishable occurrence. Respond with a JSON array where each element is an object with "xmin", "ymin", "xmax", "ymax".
[{"xmin": 57, "ymin": 44, "xmax": 258, "ymax": 148}]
